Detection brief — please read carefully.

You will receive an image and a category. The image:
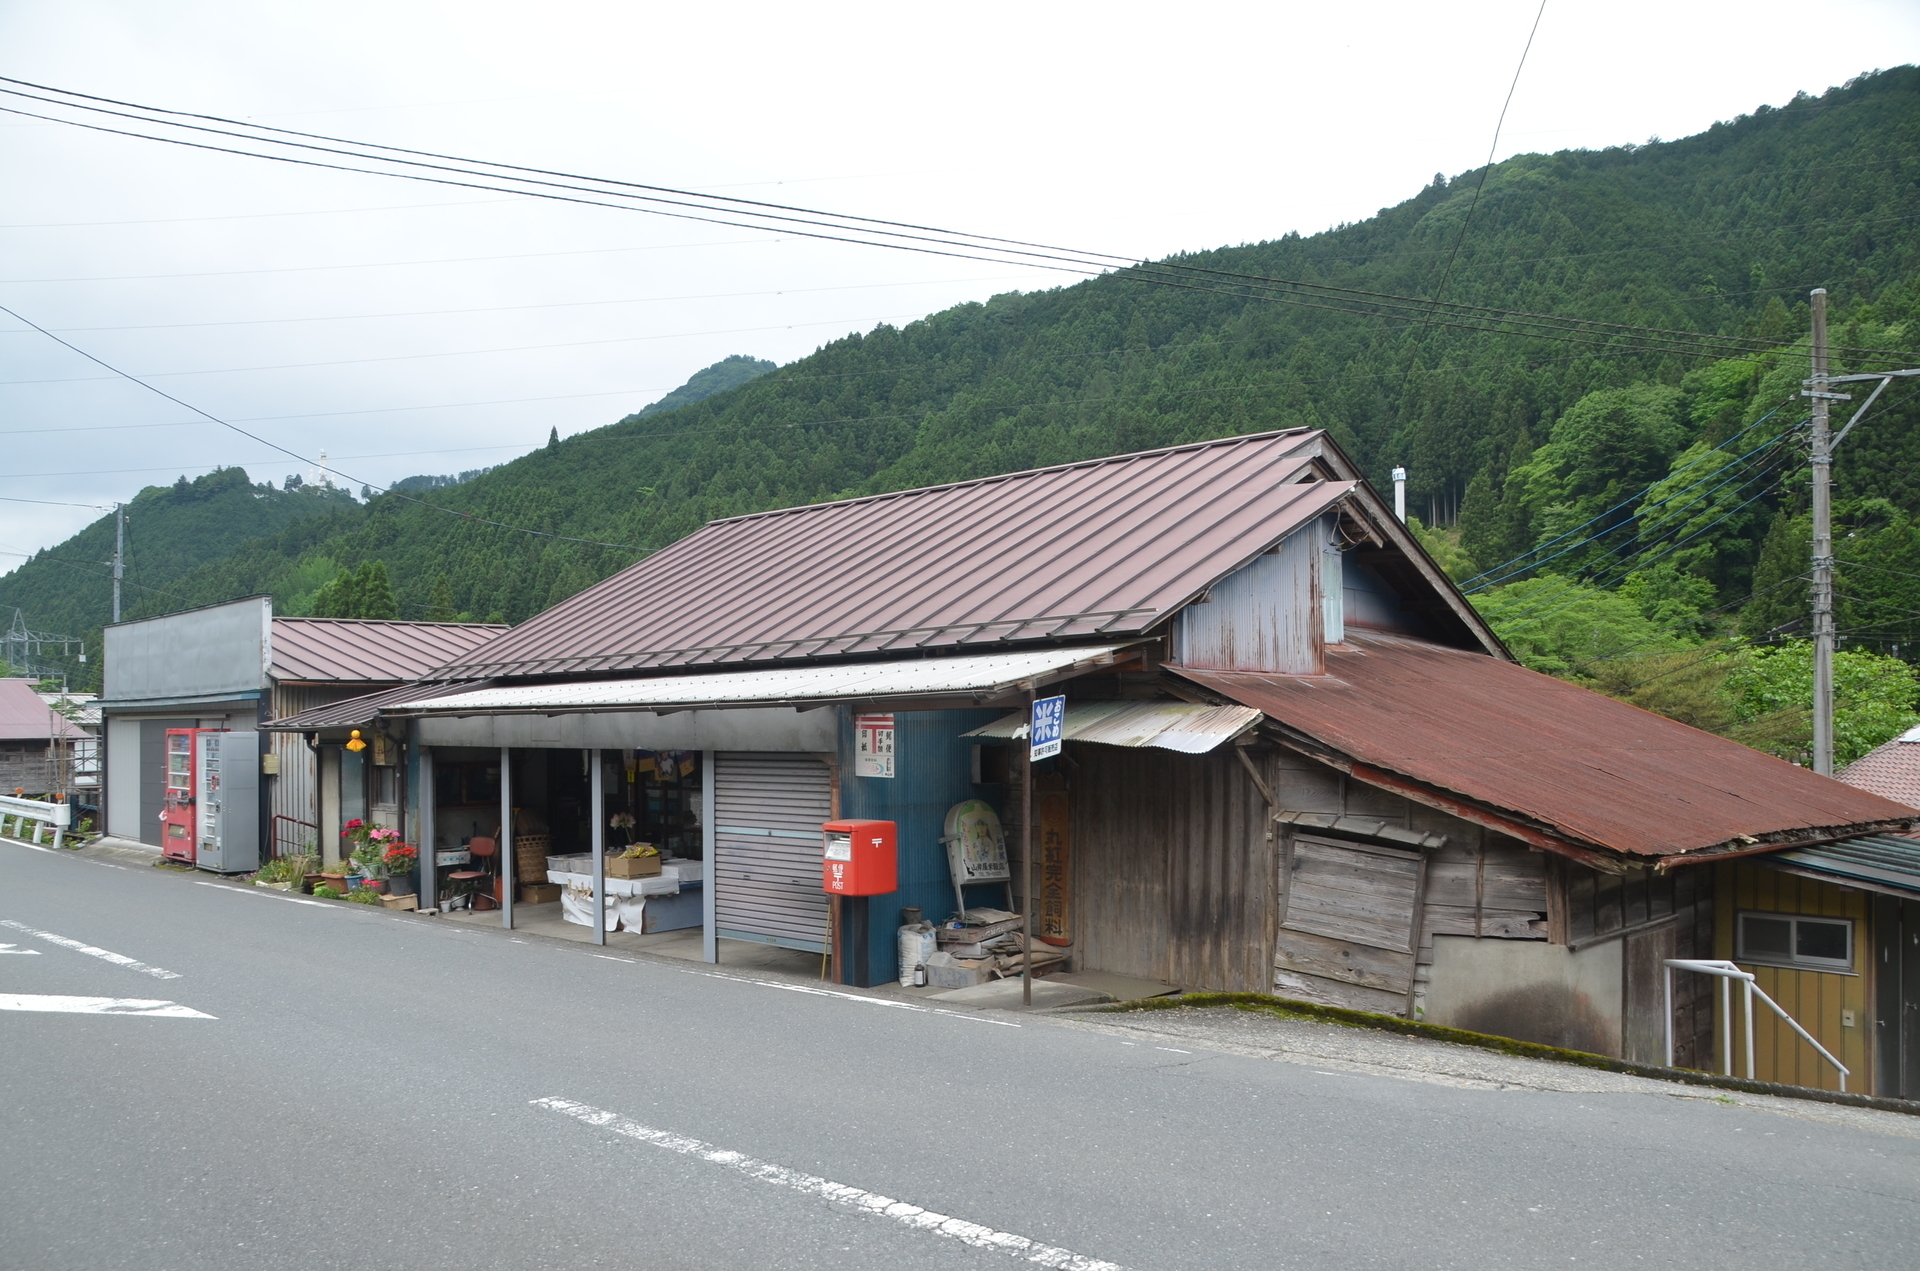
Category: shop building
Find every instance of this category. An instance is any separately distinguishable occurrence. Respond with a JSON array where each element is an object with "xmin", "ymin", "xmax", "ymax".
[
  {"xmin": 99, "ymin": 596, "xmax": 503, "ymax": 863},
  {"xmin": 271, "ymin": 429, "xmax": 1916, "ymax": 1093}
]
